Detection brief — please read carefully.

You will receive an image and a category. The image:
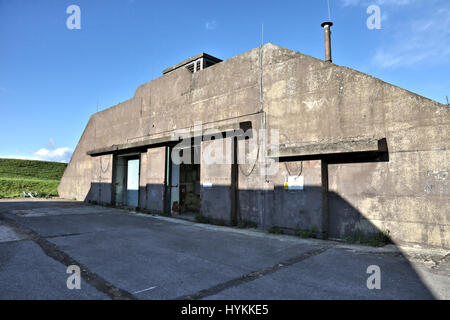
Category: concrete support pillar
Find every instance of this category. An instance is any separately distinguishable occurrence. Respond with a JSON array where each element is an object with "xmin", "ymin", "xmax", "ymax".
[
  {"xmin": 143, "ymin": 147, "xmax": 166, "ymax": 213},
  {"xmin": 320, "ymin": 159, "xmax": 329, "ymax": 239},
  {"xmin": 230, "ymin": 137, "xmax": 239, "ymax": 226},
  {"xmin": 139, "ymin": 152, "xmax": 148, "ymax": 209}
]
